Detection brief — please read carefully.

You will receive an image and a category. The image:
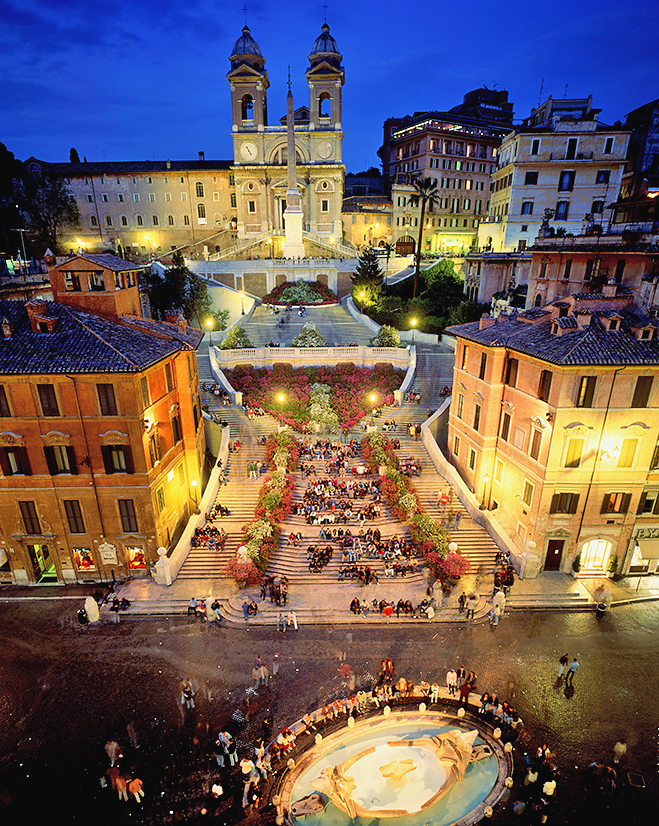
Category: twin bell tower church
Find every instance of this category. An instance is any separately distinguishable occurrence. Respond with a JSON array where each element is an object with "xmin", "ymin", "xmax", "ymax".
[{"xmin": 226, "ymin": 21, "xmax": 346, "ymax": 257}]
